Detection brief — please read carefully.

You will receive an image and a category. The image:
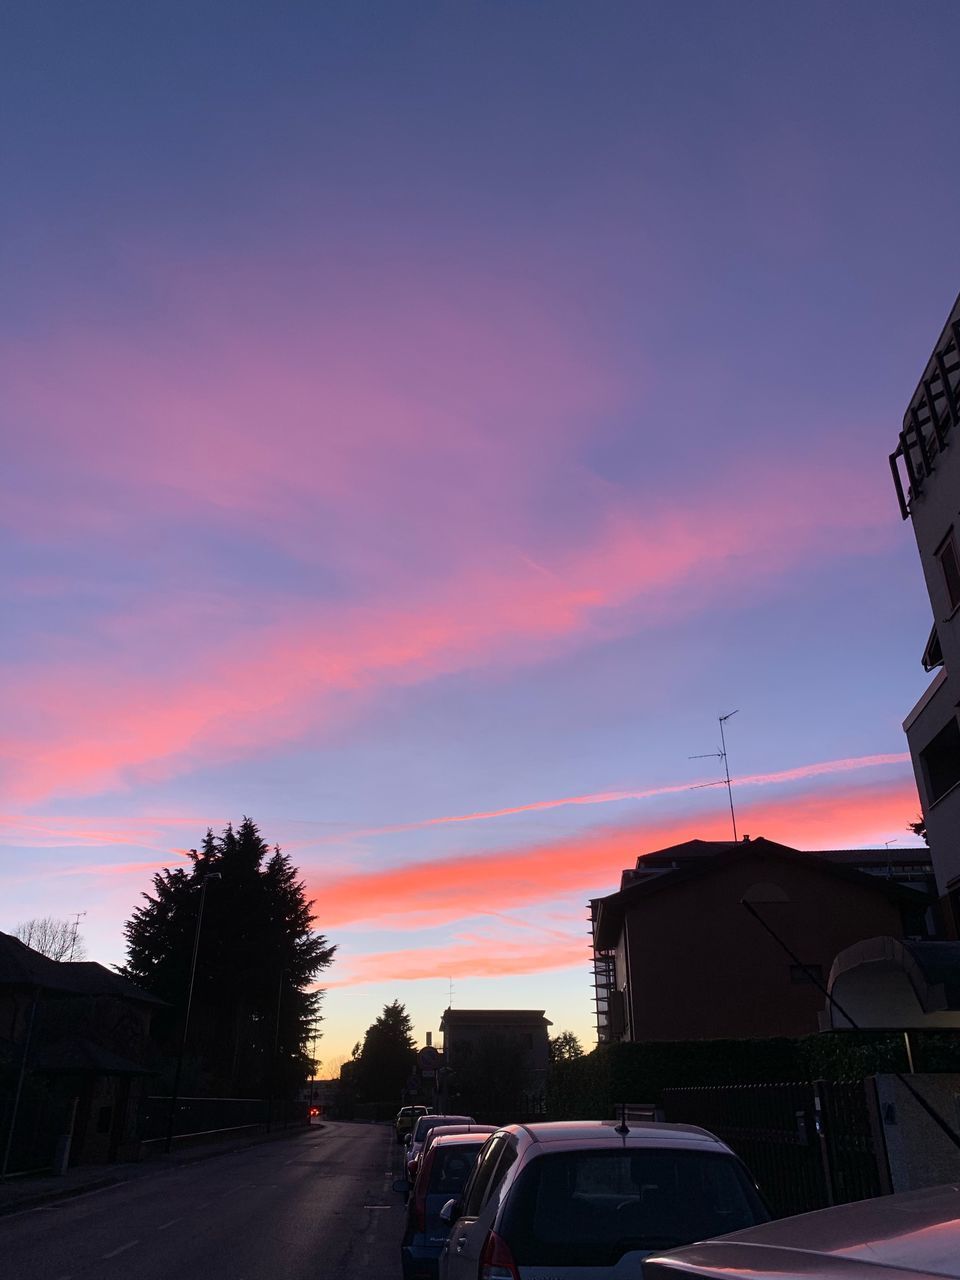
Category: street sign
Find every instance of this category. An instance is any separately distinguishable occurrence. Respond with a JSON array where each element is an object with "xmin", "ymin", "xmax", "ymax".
[{"xmin": 418, "ymin": 1046, "xmax": 441, "ymax": 1071}]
